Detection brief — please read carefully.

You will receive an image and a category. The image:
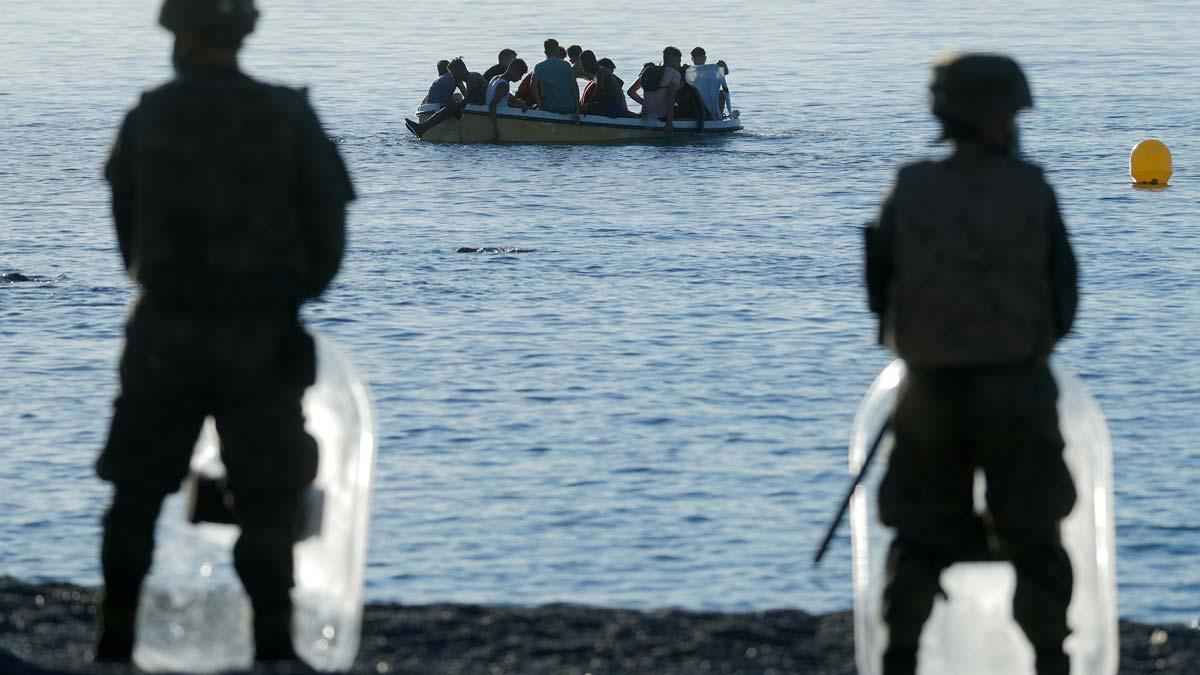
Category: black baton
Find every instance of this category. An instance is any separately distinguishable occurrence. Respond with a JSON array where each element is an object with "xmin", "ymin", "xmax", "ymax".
[{"xmin": 812, "ymin": 418, "xmax": 892, "ymax": 566}]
